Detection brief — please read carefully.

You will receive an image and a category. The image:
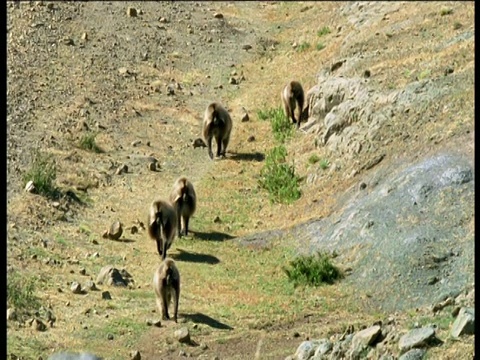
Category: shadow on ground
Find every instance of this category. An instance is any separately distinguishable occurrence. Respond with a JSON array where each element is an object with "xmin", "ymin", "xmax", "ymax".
[
  {"xmin": 228, "ymin": 151, "xmax": 265, "ymax": 162},
  {"xmin": 191, "ymin": 230, "xmax": 235, "ymax": 242},
  {"xmin": 182, "ymin": 312, "xmax": 234, "ymax": 330},
  {"xmin": 172, "ymin": 248, "xmax": 220, "ymax": 264}
]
